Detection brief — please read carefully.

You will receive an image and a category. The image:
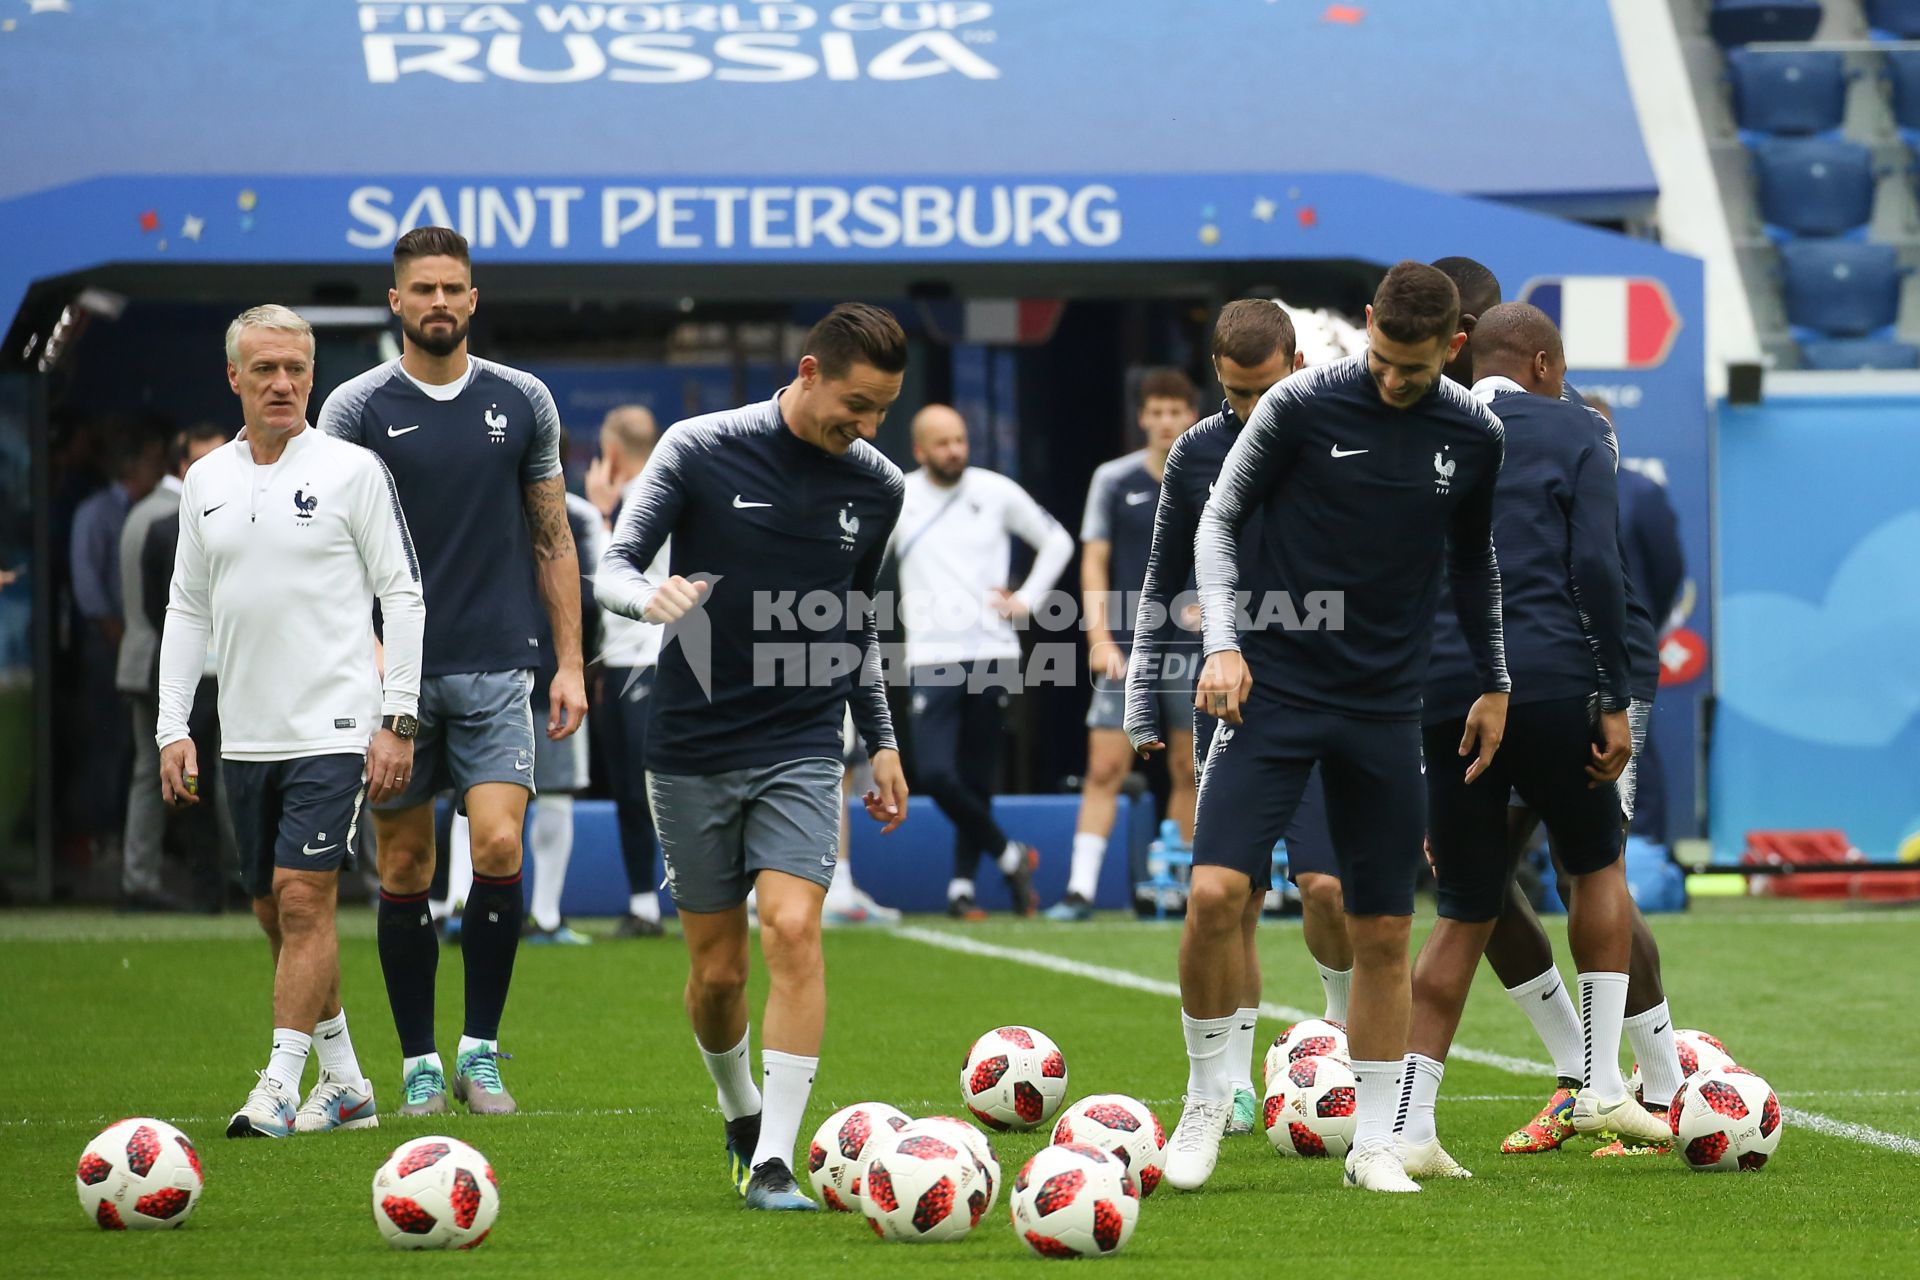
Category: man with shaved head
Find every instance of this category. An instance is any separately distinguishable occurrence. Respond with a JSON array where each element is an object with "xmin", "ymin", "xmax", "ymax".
[
  {"xmin": 1428, "ymin": 257, "xmax": 1688, "ymax": 1160},
  {"xmin": 891, "ymin": 404, "xmax": 1073, "ymax": 919},
  {"xmin": 1398, "ymin": 302, "xmax": 1671, "ymax": 1173}
]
